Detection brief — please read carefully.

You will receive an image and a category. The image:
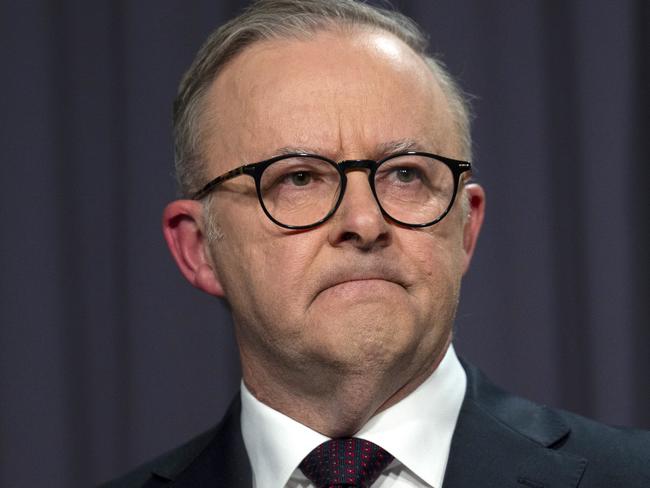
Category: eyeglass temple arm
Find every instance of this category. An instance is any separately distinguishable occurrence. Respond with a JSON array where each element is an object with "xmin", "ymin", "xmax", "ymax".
[{"xmin": 191, "ymin": 165, "xmax": 255, "ymax": 200}]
